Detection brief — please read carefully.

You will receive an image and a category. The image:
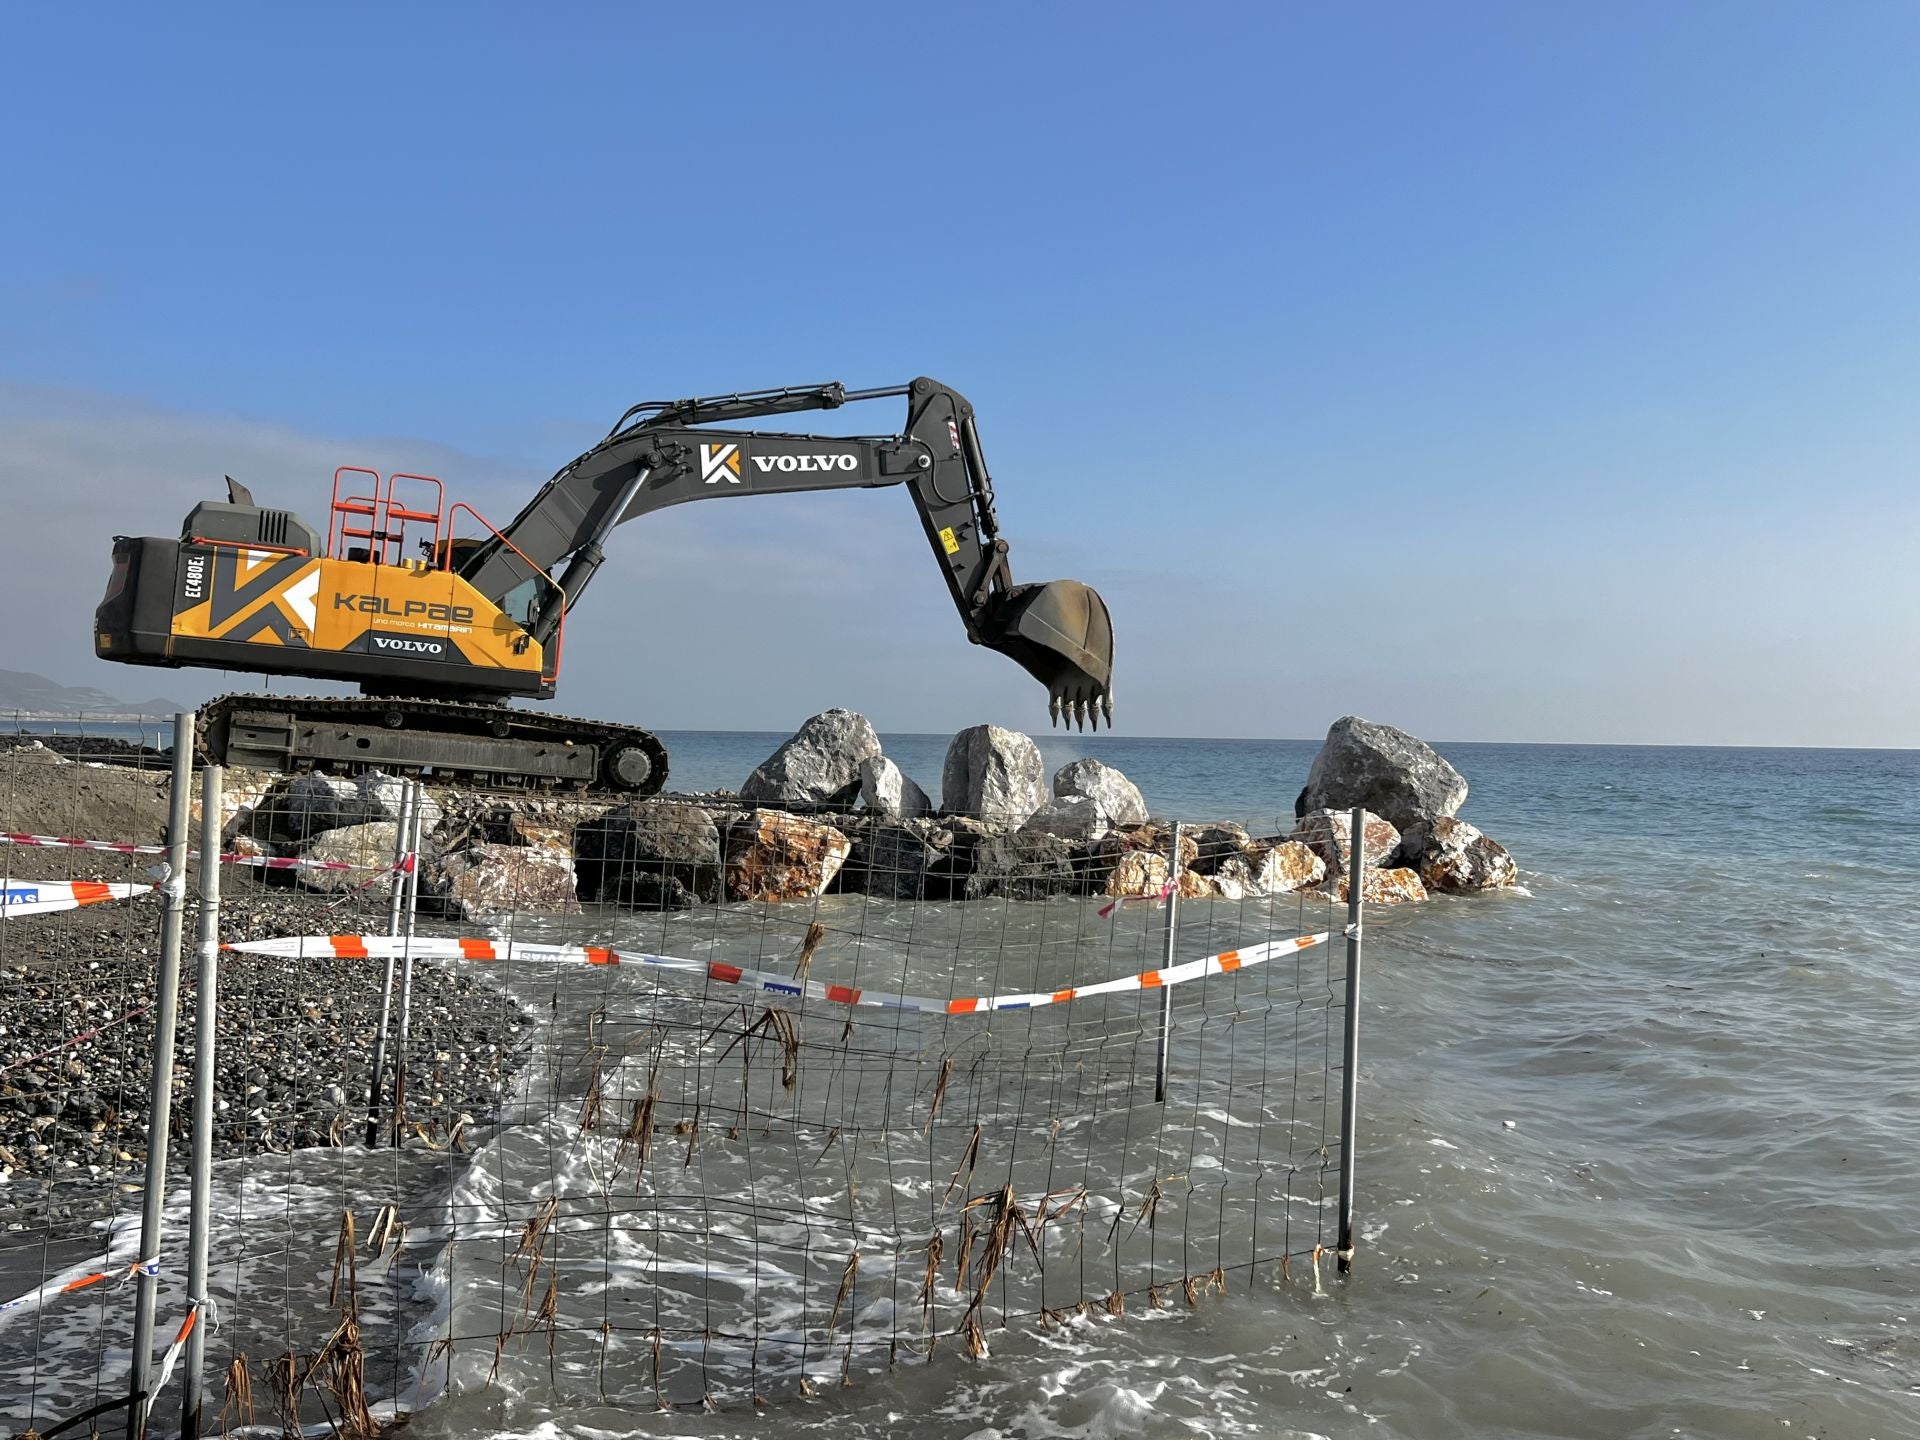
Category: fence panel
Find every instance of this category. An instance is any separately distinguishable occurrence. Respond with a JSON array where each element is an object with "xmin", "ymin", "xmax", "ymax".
[{"xmin": 0, "ymin": 727, "xmax": 1362, "ymax": 1433}]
